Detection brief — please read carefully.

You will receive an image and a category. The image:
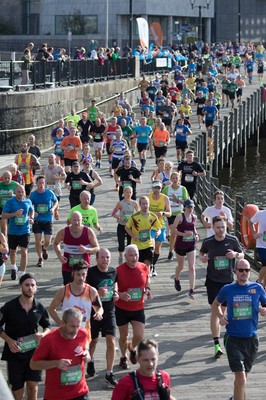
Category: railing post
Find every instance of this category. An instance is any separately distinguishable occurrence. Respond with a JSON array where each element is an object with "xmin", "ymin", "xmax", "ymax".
[{"xmin": 9, "ymin": 60, "xmax": 14, "ymax": 87}]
